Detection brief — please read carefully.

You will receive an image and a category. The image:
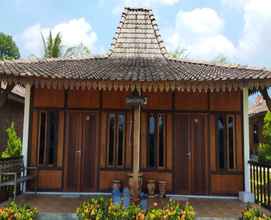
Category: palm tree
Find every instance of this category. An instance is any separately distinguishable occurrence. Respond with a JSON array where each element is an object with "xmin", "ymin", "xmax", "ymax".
[{"xmin": 41, "ymin": 31, "xmax": 62, "ymax": 58}]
